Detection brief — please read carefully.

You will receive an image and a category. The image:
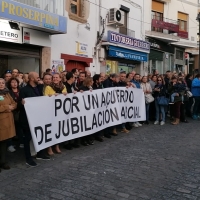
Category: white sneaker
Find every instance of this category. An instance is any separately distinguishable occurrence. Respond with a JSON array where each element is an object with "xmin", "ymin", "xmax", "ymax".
[
  {"xmin": 160, "ymin": 121, "xmax": 165, "ymax": 126},
  {"xmin": 132, "ymin": 122, "xmax": 139, "ymax": 128},
  {"xmin": 19, "ymin": 144, "xmax": 24, "ymax": 148},
  {"xmin": 136, "ymin": 122, "xmax": 142, "ymax": 127},
  {"xmin": 7, "ymin": 145, "xmax": 16, "ymax": 153},
  {"xmin": 154, "ymin": 121, "xmax": 159, "ymax": 125}
]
